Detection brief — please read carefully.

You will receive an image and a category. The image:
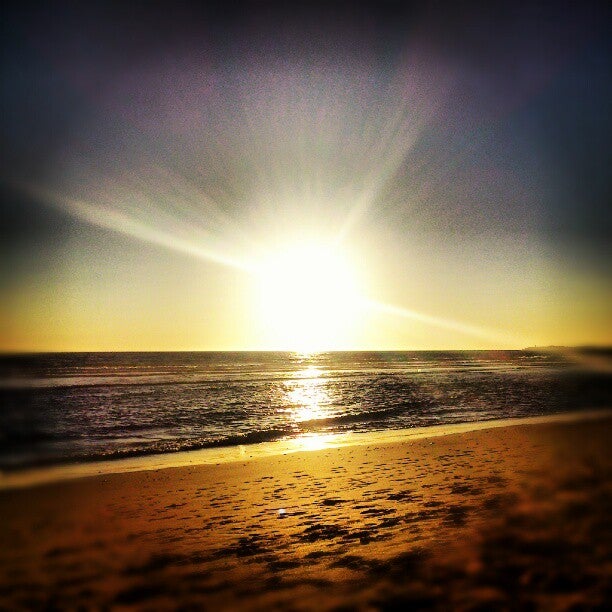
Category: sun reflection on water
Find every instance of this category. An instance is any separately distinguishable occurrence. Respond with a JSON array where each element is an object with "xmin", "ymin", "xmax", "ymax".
[
  {"xmin": 280, "ymin": 365, "xmax": 343, "ymax": 452},
  {"xmin": 284, "ymin": 367, "xmax": 330, "ymax": 423}
]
